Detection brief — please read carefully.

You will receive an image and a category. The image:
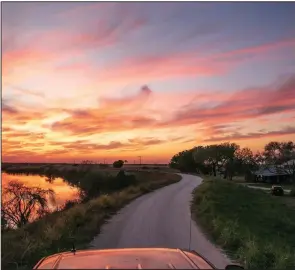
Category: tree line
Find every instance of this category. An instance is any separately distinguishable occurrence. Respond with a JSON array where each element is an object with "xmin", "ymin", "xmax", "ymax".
[{"xmin": 169, "ymin": 141, "xmax": 295, "ymax": 180}]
